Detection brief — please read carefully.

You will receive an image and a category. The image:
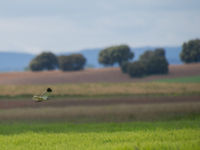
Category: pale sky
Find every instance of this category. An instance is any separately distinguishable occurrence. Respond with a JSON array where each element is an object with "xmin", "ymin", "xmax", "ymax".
[{"xmin": 0, "ymin": 0, "xmax": 200, "ymax": 54}]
